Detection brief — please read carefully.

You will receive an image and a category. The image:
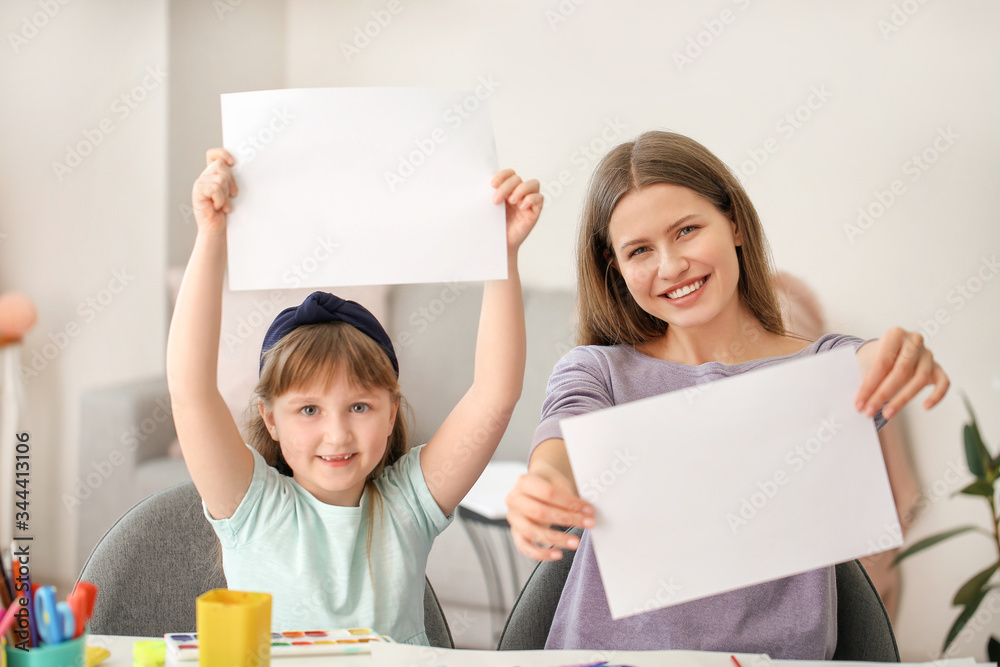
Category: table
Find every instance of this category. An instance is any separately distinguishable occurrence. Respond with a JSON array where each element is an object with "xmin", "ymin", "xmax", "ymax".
[
  {"xmin": 88, "ymin": 637, "xmax": 990, "ymax": 666},
  {"xmin": 87, "ymin": 635, "xmax": 372, "ymax": 665}
]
